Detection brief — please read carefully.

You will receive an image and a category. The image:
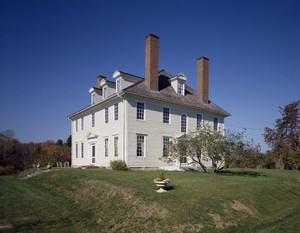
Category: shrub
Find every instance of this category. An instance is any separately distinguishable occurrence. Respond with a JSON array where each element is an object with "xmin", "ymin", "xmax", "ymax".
[{"xmin": 110, "ymin": 160, "xmax": 127, "ymax": 171}]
